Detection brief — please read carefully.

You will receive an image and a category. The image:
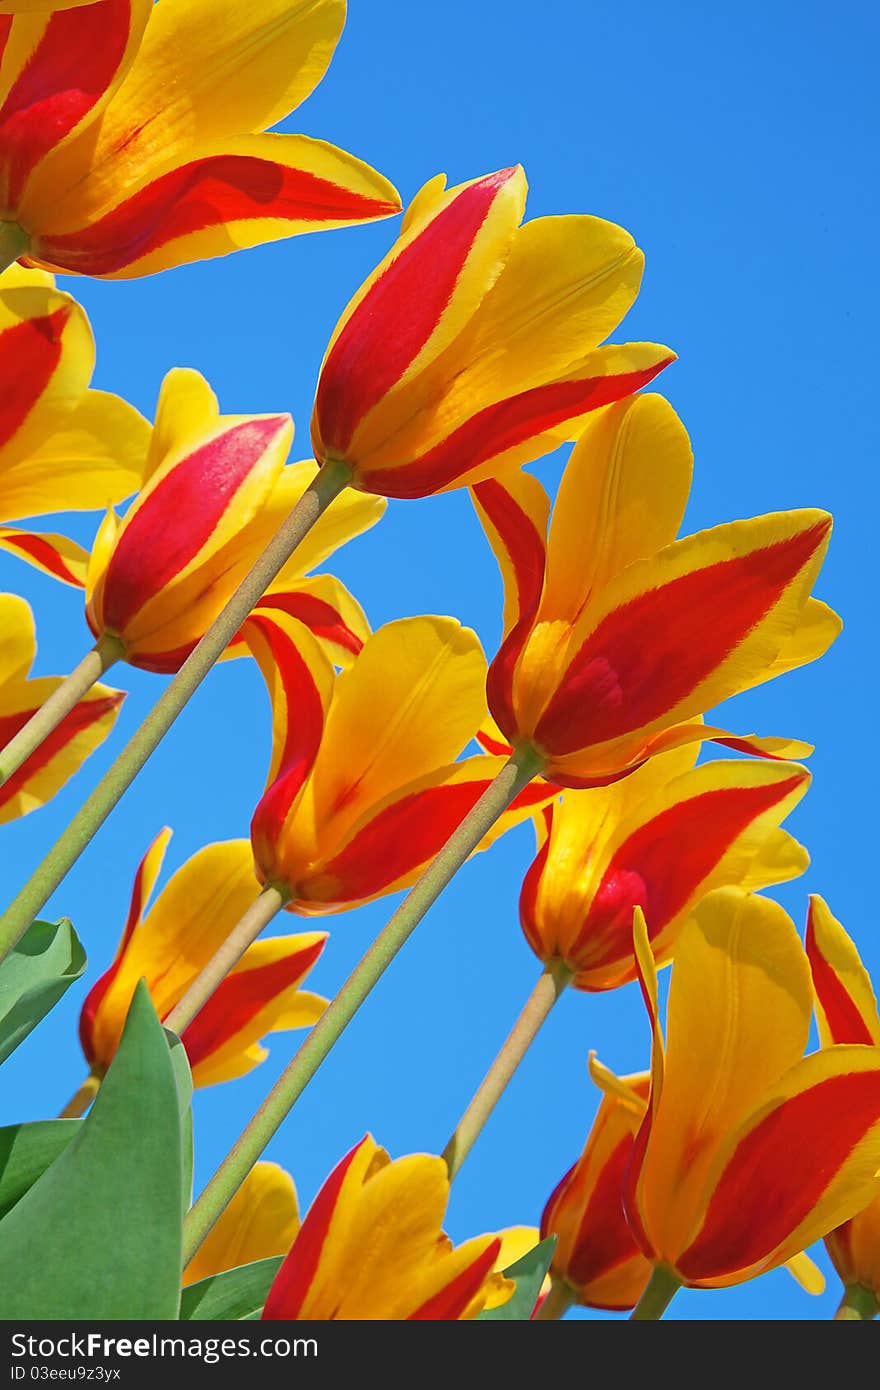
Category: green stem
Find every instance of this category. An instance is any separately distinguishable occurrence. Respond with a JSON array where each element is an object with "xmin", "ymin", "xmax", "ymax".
[
  {"xmin": 58, "ymin": 1071, "xmax": 101, "ymax": 1119},
  {"xmin": 0, "ymin": 458, "xmax": 351, "ymax": 966},
  {"xmin": 0, "ymin": 633, "xmax": 123, "ymax": 787},
  {"xmin": 442, "ymin": 958, "xmax": 572, "ymax": 1180},
  {"xmin": 835, "ymin": 1283, "xmax": 879, "ymax": 1320},
  {"xmin": 182, "ymin": 744, "xmax": 544, "ymax": 1265},
  {"xmin": 533, "ymin": 1277, "xmax": 576, "ymax": 1321},
  {"xmin": 0, "ymin": 221, "xmax": 29, "ymax": 274},
  {"xmin": 163, "ymin": 884, "xmax": 287, "ymax": 1037},
  {"xmin": 630, "ymin": 1265, "xmax": 681, "ymax": 1320}
]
